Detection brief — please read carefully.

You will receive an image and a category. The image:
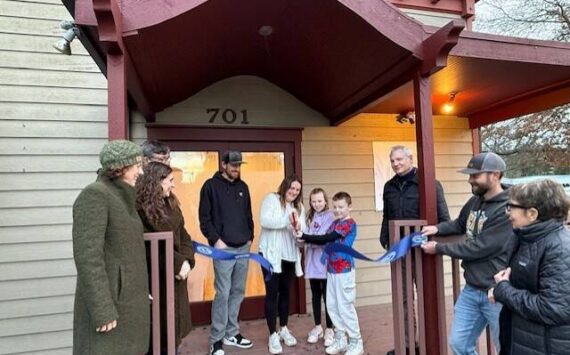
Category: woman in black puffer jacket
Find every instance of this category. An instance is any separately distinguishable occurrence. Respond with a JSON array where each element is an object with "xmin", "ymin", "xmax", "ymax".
[{"xmin": 489, "ymin": 179, "xmax": 570, "ymax": 355}]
